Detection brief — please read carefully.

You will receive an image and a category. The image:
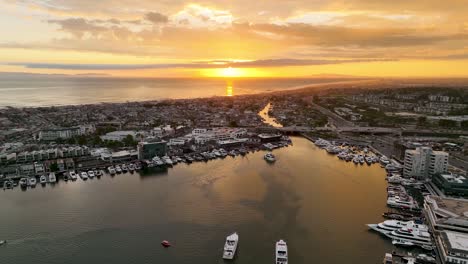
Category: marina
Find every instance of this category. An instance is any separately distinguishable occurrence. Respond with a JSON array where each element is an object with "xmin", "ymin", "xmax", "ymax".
[{"xmin": 0, "ymin": 136, "xmax": 392, "ymax": 264}]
